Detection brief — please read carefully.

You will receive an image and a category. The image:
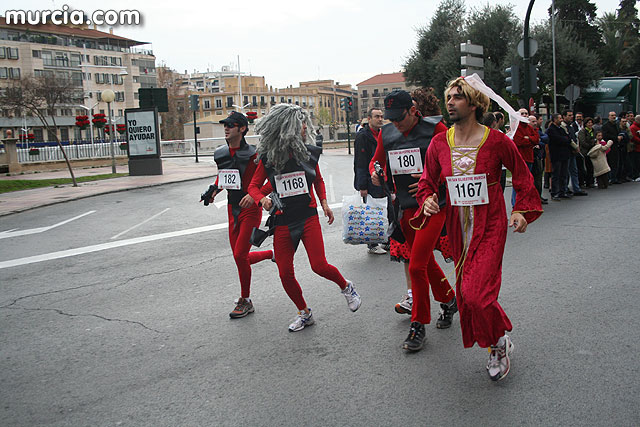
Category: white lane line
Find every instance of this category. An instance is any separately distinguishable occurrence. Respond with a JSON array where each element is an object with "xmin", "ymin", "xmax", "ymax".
[
  {"xmin": 329, "ymin": 174, "xmax": 335, "ymax": 203},
  {"xmin": 111, "ymin": 208, "xmax": 171, "ymax": 240},
  {"xmin": 0, "ymin": 211, "xmax": 96, "ymax": 240},
  {"xmin": 0, "ymin": 202, "xmax": 343, "ymax": 270}
]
